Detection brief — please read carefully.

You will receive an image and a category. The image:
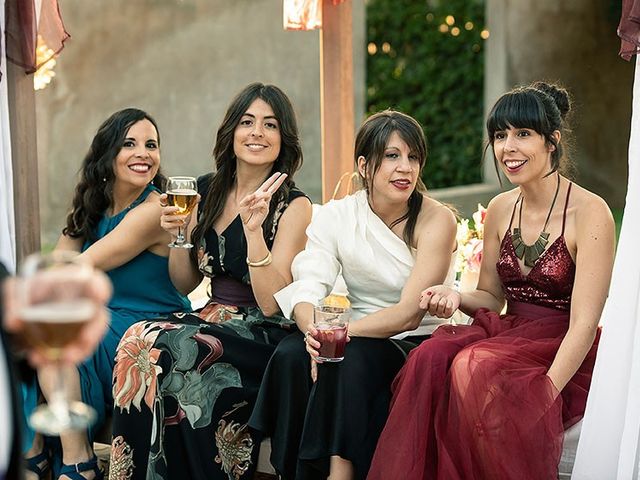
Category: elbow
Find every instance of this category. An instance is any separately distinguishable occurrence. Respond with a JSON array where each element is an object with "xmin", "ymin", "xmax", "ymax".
[
  {"xmin": 403, "ymin": 311, "xmax": 425, "ymax": 332},
  {"xmin": 261, "ymin": 303, "xmax": 281, "ymax": 318},
  {"xmin": 177, "ymin": 286, "xmax": 193, "ymax": 297}
]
